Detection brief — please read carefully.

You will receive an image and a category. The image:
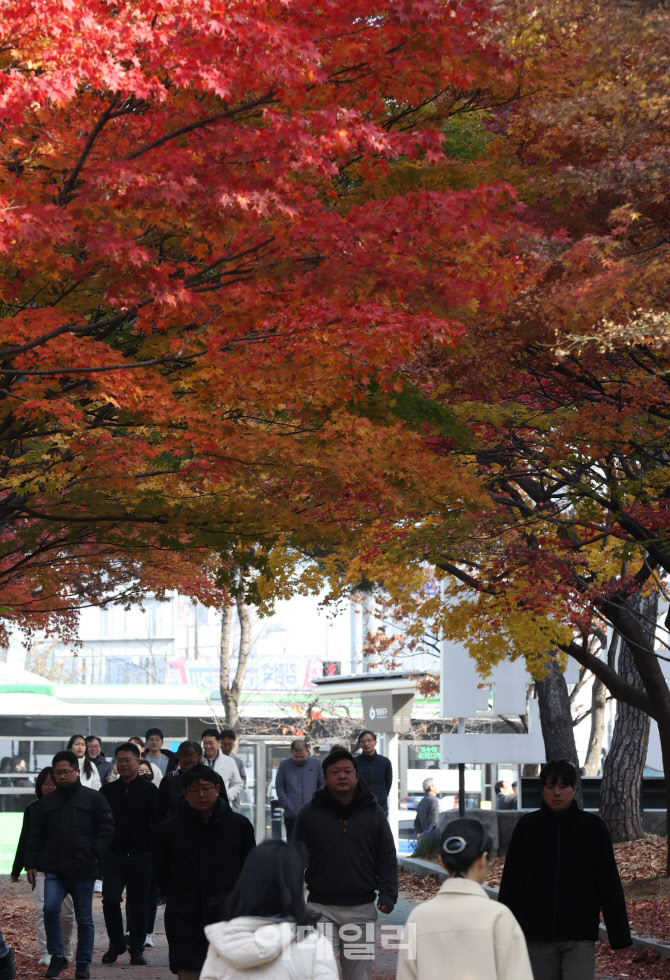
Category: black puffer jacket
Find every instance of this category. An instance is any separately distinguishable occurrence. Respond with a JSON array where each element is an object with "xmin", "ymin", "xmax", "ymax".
[
  {"xmin": 152, "ymin": 796, "xmax": 255, "ymax": 974},
  {"xmin": 293, "ymin": 782, "xmax": 397, "ymax": 909},
  {"xmin": 498, "ymin": 800, "xmax": 631, "ymax": 948},
  {"xmin": 100, "ymin": 775, "xmax": 158, "ymax": 853},
  {"xmin": 25, "ymin": 779, "xmax": 114, "ymax": 879}
]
